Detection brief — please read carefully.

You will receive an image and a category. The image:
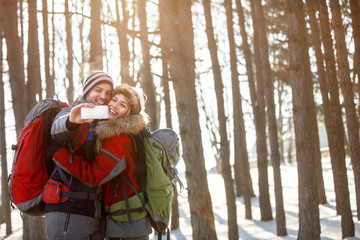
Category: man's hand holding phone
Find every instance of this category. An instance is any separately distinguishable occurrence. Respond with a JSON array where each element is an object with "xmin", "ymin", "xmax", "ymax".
[
  {"xmin": 81, "ymin": 105, "xmax": 109, "ymax": 120},
  {"xmin": 69, "ymin": 104, "xmax": 108, "ymax": 124}
]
